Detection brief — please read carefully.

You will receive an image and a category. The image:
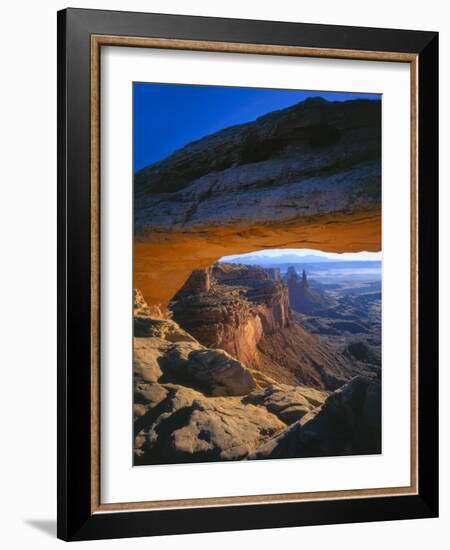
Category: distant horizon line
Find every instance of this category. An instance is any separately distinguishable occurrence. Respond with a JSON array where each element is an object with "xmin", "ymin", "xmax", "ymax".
[{"xmin": 220, "ymin": 249, "xmax": 382, "ymax": 263}]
